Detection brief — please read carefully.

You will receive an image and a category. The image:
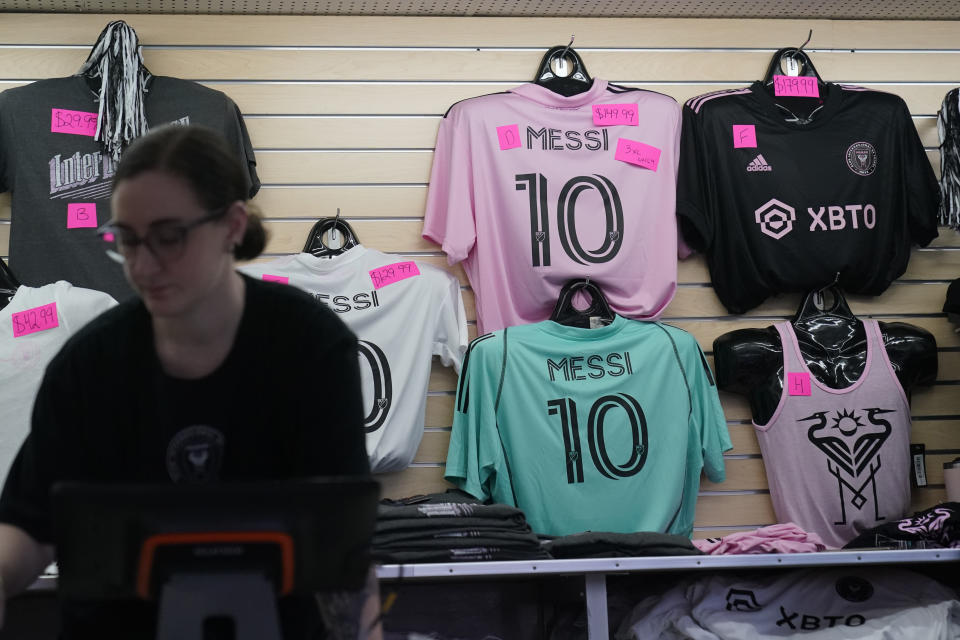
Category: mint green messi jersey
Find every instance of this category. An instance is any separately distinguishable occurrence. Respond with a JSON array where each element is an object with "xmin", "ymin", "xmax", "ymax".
[{"xmin": 446, "ymin": 316, "xmax": 731, "ymax": 537}]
